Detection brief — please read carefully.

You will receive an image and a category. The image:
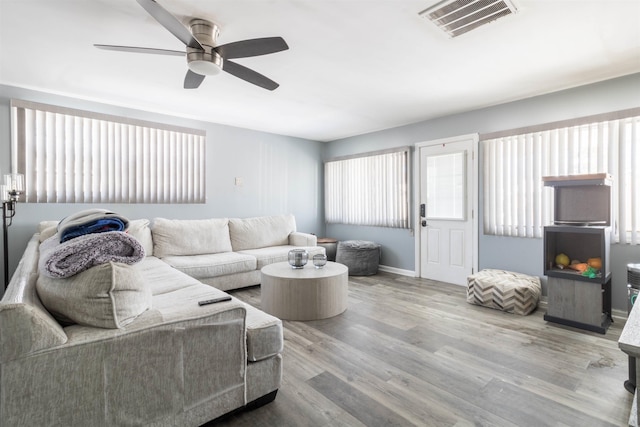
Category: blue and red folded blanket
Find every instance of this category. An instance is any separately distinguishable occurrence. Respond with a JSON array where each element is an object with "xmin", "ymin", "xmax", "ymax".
[
  {"xmin": 57, "ymin": 209, "xmax": 129, "ymax": 243},
  {"xmin": 60, "ymin": 218, "xmax": 127, "ymax": 242}
]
